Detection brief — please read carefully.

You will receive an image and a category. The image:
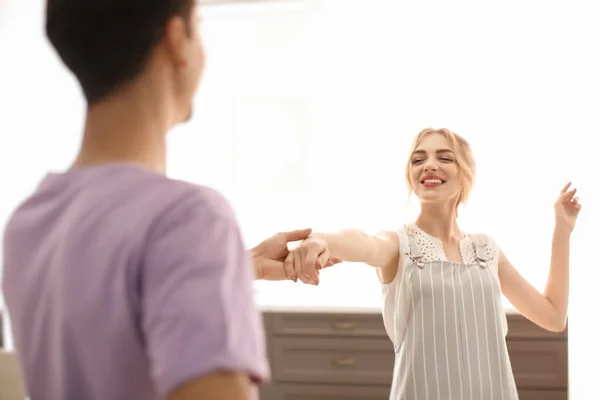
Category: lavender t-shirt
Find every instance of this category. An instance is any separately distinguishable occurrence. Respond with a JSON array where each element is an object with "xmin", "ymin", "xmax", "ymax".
[{"xmin": 1, "ymin": 164, "xmax": 269, "ymax": 400}]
